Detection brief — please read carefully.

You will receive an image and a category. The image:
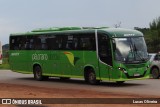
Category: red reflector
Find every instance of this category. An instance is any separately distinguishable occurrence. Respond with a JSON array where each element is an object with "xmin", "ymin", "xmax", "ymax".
[{"xmin": 0, "ymin": 54, "xmax": 2, "ymax": 60}]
